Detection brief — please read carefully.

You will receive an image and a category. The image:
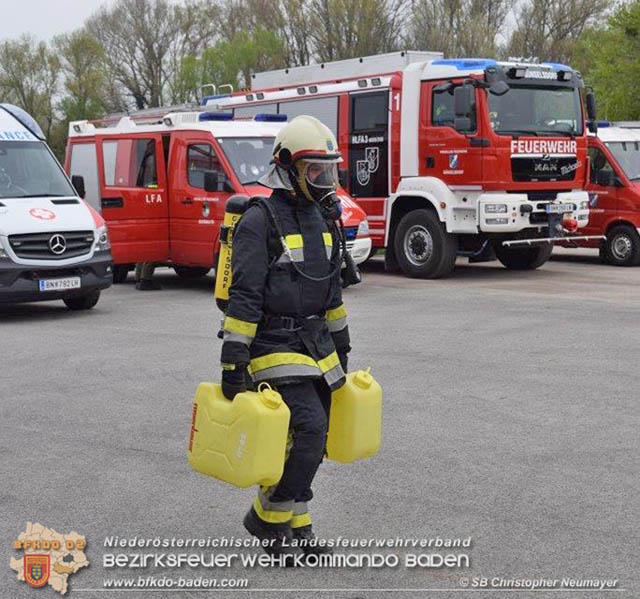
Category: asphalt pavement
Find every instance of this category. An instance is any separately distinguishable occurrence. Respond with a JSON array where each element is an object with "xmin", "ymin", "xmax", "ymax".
[{"xmin": 1, "ymin": 247, "xmax": 638, "ymax": 599}]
